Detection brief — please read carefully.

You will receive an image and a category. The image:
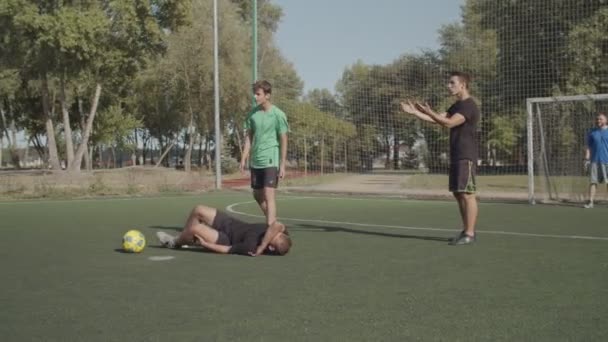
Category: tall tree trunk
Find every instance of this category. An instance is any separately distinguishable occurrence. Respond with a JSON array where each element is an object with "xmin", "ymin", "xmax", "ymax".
[
  {"xmin": 332, "ymin": 138, "xmax": 336, "ymax": 173},
  {"xmin": 110, "ymin": 145, "xmax": 116, "ymax": 169},
  {"xmin": 155, "ymin": 141, "xmax": 176, "ymax": 168},
  {"xmin": 134, "ymin": 128, "xmax": 140, "ymax": 165},
  {"xmin": 31, "ymin": 135, "xmax": 47, "ymax": 161},
  {"xmin": 8, "ymin": 103, "xmax": 20, "ymax": 168},
  {"xmin": 41, "ymin": 74, "xmax": 61, "ymax": 171},
  {"xmin": 182, "ymin": 66, "xmax": 195, "ymax": 173},
  {"xmin": 0, "ymin": 135, "xmax": 3, "ymax": 167},
  {"xmin": 344, "ymin": 141, "xmax": 348, "ymax": 173},
  {"xmin": 70, "ymin": 83, "xmax": 102, "ymax": 172},
  {"xmin": 320, "ymin": 135, "xmax": 325, "ymax": 175},
  {"xmin": 98, "ymin": 145, "xmax": 103, "ymax": 168},
  {"xmin": 0, "ymin": 106, "xmax": 19, "ymax": 168},
  {"xmin": 77, "ymin": 95, "xmax": 91, "ymax": 171},
  {"xmin": 86, "ymin": 147, "xmax": 92, "ymax": 171},
  {"xmin": 304, "ymin": 136, "xmax": 308, "ymax": 176},
  {"xmin": 385, "ymin": 136, "xmax": 391, "ymax": 169},
  {"xmin": 198, "ymin": 134, "xmax": 203, "ymax": 167},
  {"xmin": 142, "ymin": 132, "xmax": 148, "ymax": 166},
  {"xmin": 204, "ymin": 134, "xmax": 211, "ymax": 170},
  {"xmin": 59, "ymin": 73, "xmax": 74, "ymax": 169},
  {"xmin": 393, "ymin": 133, "xmax": 400, "ymax": 170},
  {"xmin": 184, "ymin": 120, "xmax": 194, "ymax": 172}
]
